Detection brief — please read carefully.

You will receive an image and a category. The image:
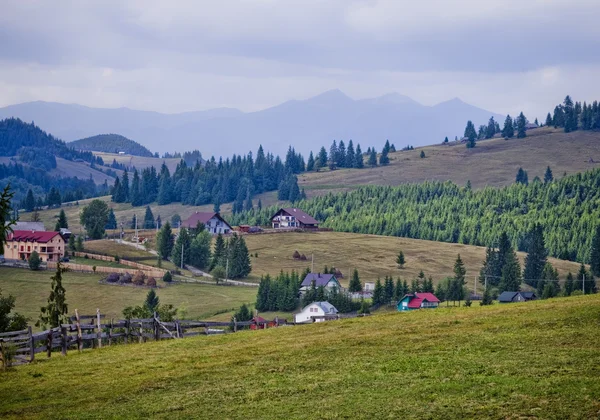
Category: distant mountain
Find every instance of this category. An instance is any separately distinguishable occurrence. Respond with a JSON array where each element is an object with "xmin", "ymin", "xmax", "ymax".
[
  {"xmin": 70, "ymin": 134, "xmax": 155, "ymax": 157},
  {"xmin": 0, "ymin": 92, "xmax": 503, "ymax": 157}
]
